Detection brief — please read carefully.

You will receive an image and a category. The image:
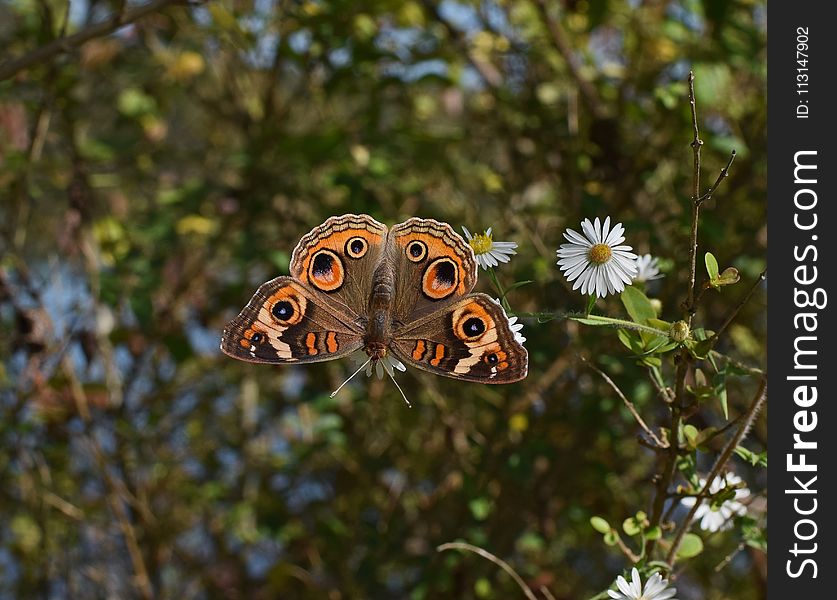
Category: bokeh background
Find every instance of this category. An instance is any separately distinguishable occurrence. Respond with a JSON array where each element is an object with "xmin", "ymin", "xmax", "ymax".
[{"xmin": 1, "ymin": 0, "xmax": 766, "ymax": 598}]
